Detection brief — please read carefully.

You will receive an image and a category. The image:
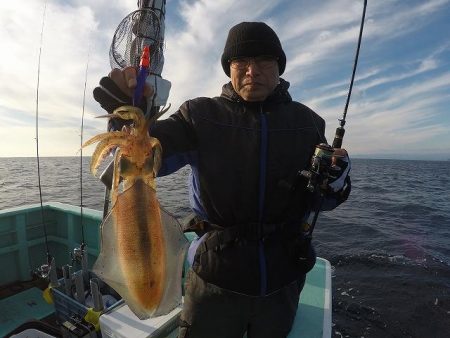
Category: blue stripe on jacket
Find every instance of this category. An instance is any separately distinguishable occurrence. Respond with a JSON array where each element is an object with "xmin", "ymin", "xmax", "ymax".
[{"xmin": 258, "ymin": 111, "xmax": 268, "ymax": 295}]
